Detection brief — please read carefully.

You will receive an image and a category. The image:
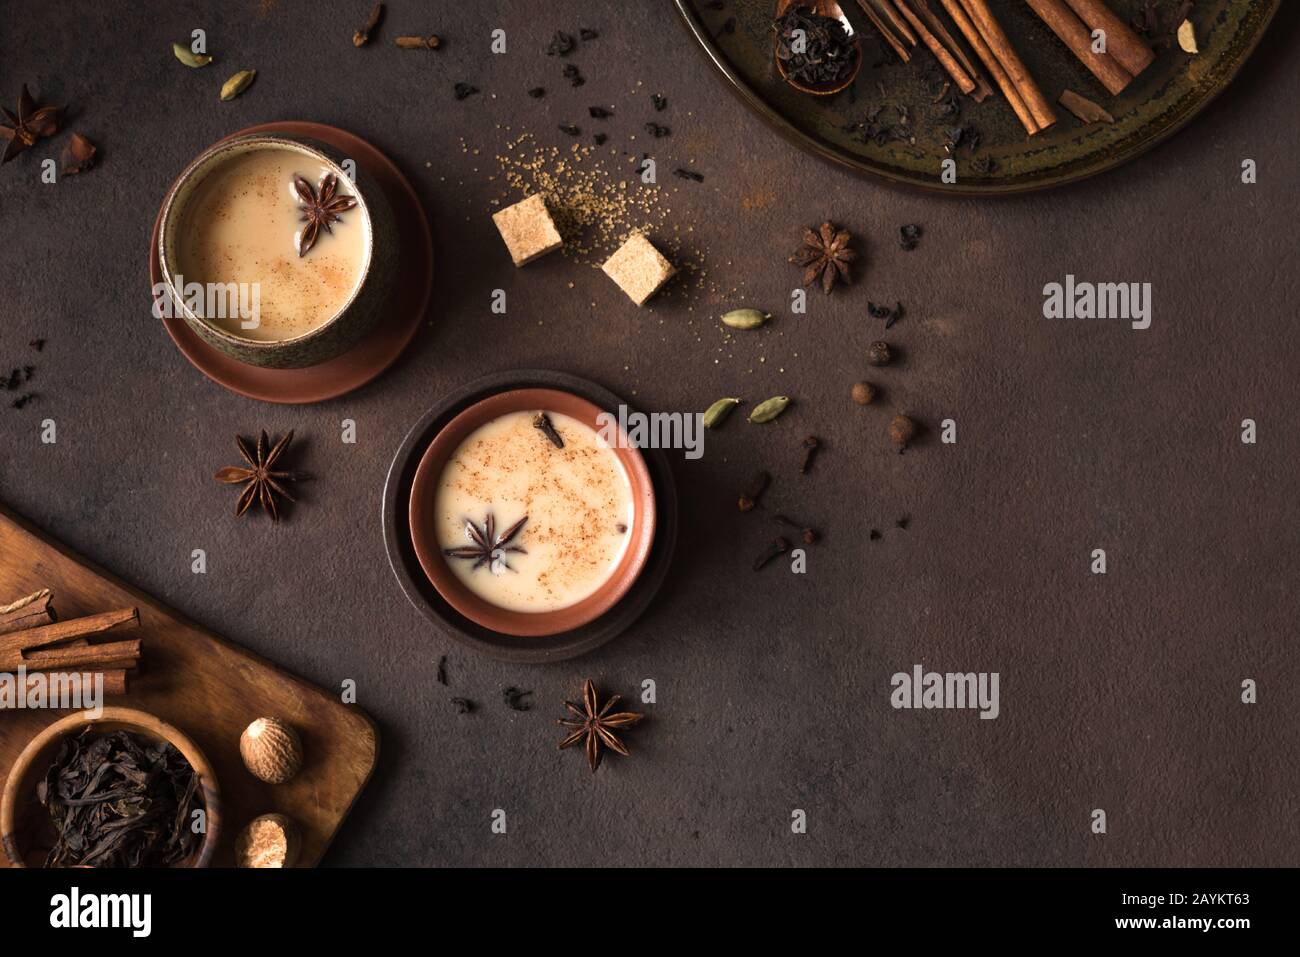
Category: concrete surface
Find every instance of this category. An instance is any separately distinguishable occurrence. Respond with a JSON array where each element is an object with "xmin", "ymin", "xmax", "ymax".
[{"xmin": 0, "ymin": 0, "xmax": 1296, "ymax": 866}]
